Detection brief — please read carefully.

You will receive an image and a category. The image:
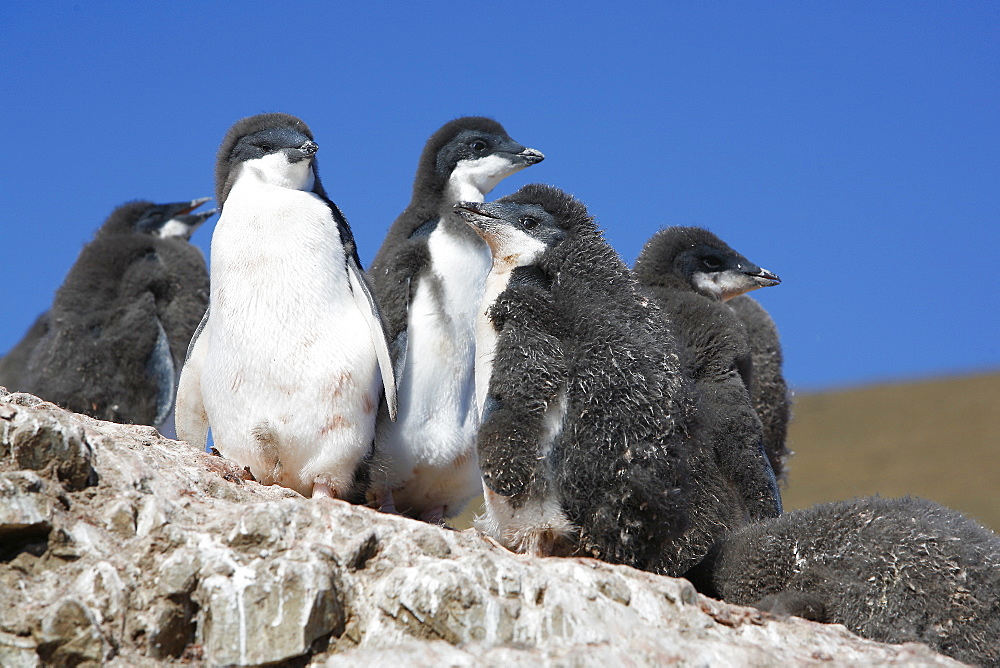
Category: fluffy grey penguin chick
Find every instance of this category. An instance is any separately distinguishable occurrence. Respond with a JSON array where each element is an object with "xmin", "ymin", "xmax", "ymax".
[
  {"xmin": 3, "ymin": 198, "xmax": 214, "ymax": 429},
  {"xmin": 366, "ymin": 117, "xmax": 544, "ymax": 522},
  {"xmin": 174, "ymin": 113, "xmax": 396, "ymax": 501},
  {"xmin": 455, "ymin": 184, "xmax": 693, "ymax": 572},
  {"xmin": 686, "ymin": 496, "xmax": 1000, "ymax": 667},
  {"xmin": 633, "ymin": 226, "xmax": 783, "ymax": 572},
  {"xmin": 634, "ymin": 226, "xmax": 790, "ymax": 481}
]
